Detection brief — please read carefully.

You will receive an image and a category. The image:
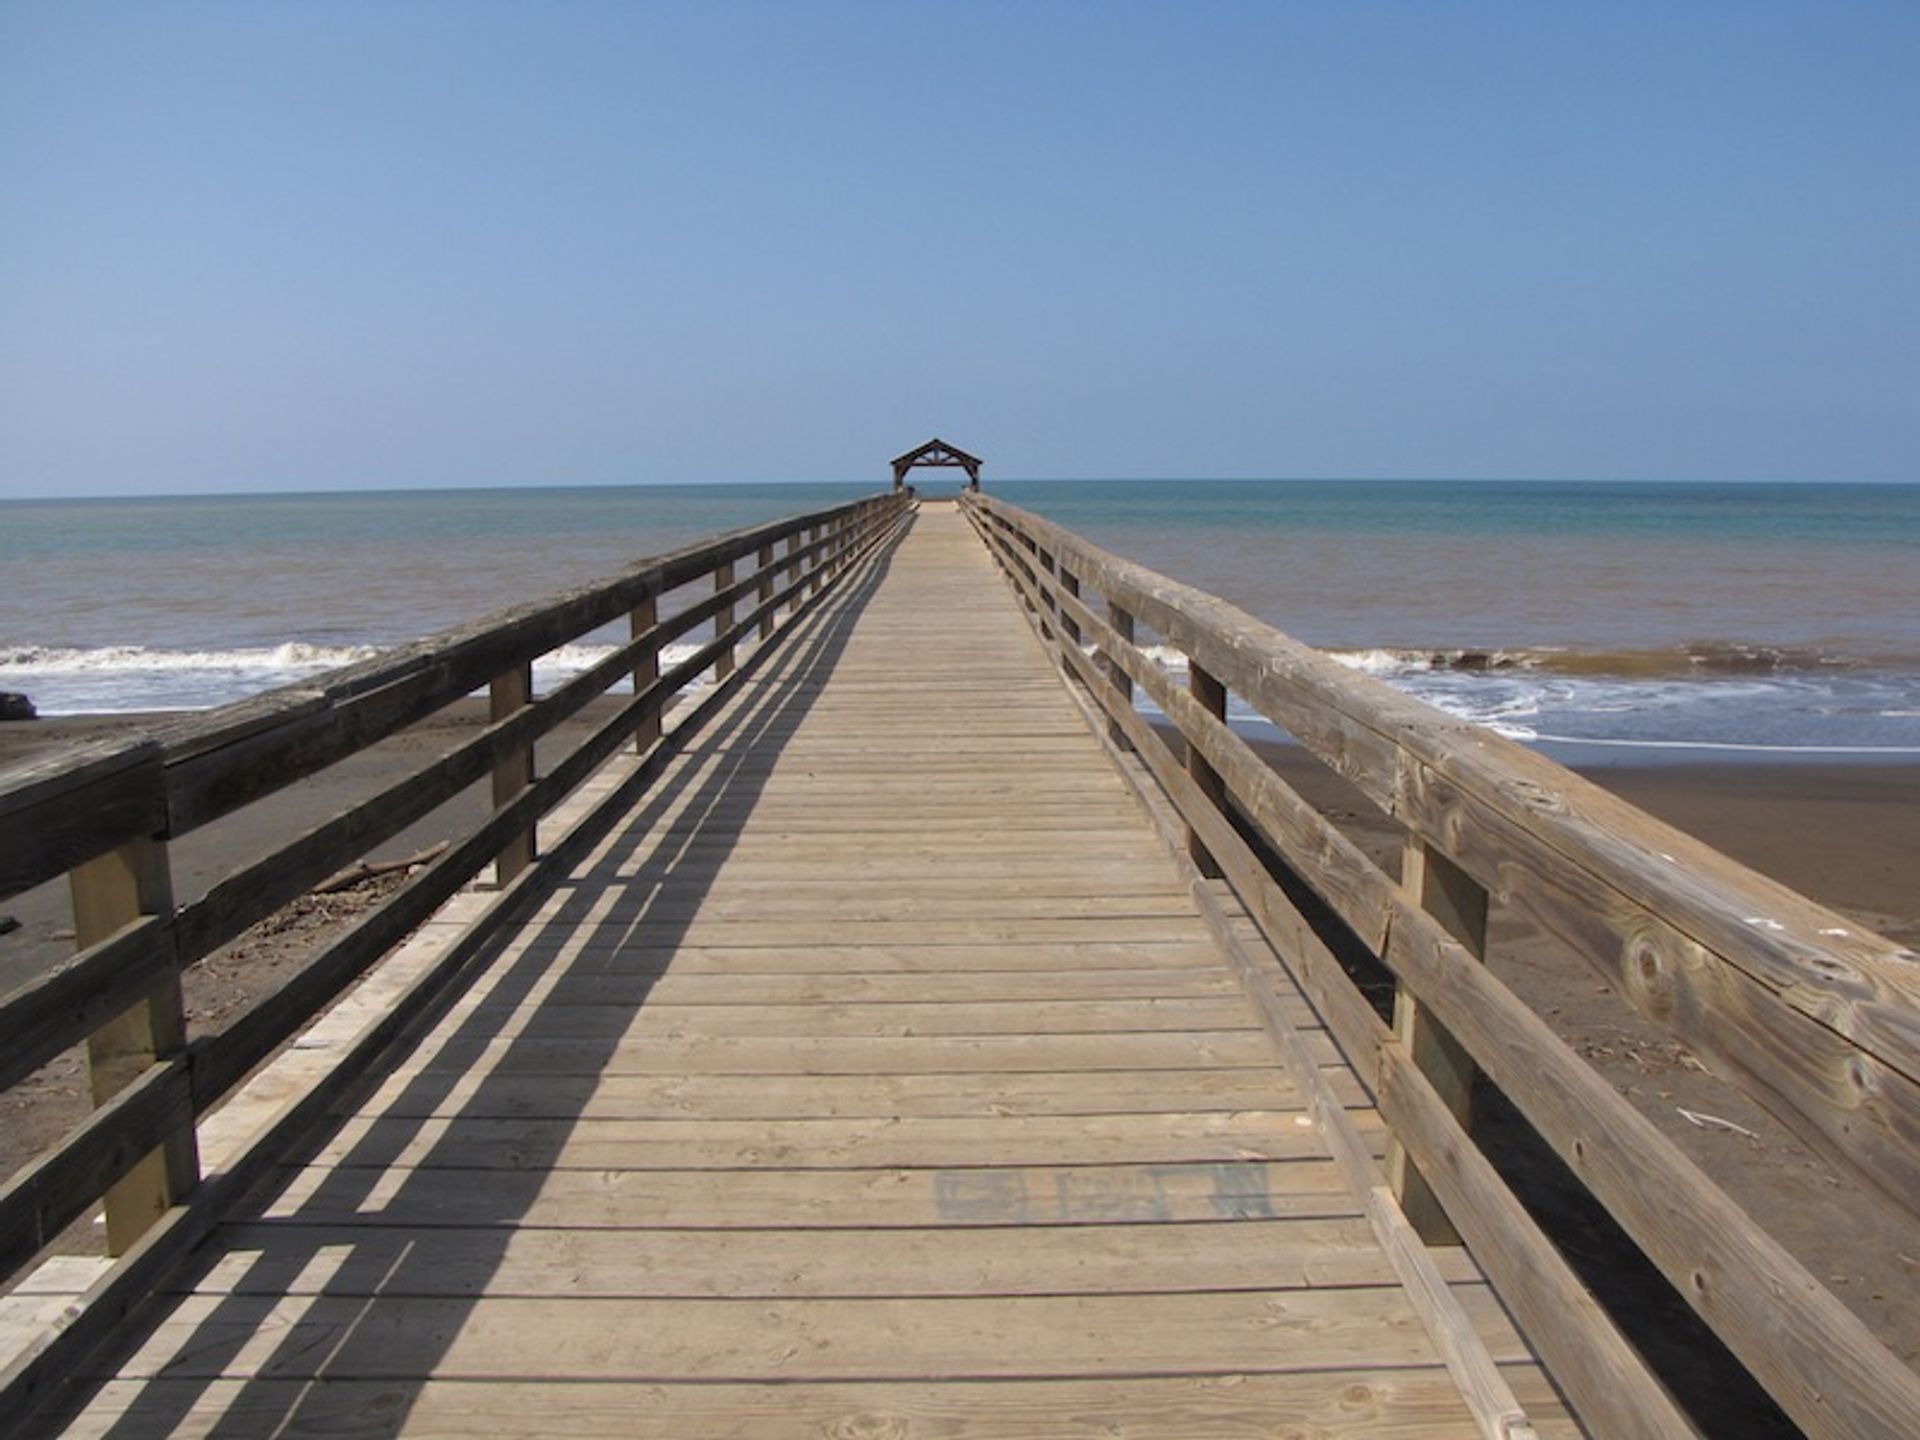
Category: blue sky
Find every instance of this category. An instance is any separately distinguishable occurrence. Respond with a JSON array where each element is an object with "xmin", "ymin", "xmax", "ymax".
[{"xmin": 1, "ymin": 1, "xmax": 1915, "ymax": 496}]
